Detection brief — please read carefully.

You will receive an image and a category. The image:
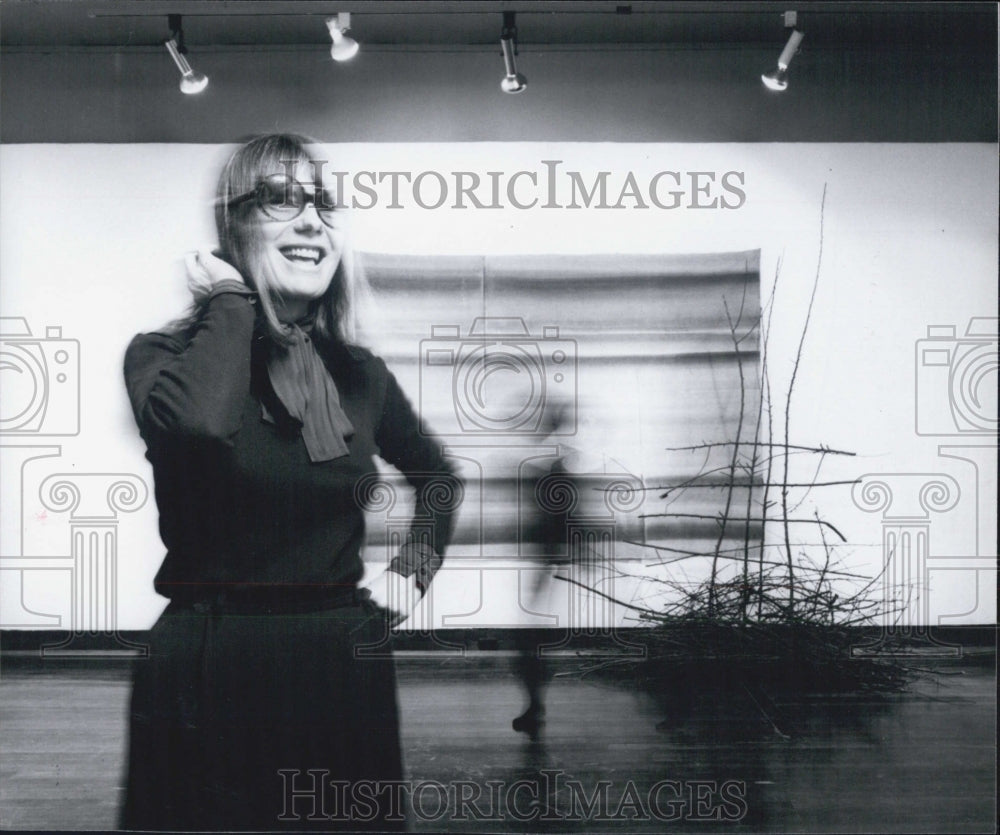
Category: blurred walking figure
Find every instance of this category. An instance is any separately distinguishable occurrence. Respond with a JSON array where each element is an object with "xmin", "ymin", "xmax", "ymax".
[{"xmin": 512, "ymin": 403, "xmax": 575, "ymax": 740}]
